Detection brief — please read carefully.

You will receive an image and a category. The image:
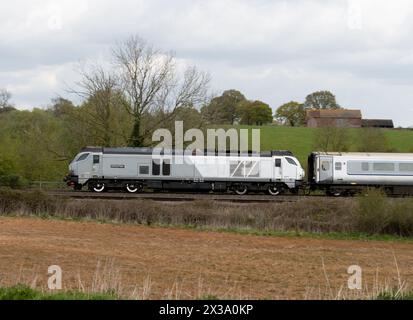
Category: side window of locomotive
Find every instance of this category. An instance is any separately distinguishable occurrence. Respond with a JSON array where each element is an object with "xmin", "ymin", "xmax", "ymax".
[
  {"xmin": 321, "ymin": 161, "xmax": 330, "ymax": 171},
  {"xmin": 139, "ymin": 165, "xmax": 149, "ymax": 175},
  {"xmin": 275, "ymin": 159, "xmax": 282, "ymax": 168},
  {"xmin": 76, "ymin": 153, "xmax": 89, "ymax": 162},
  {"xmin": 162, "ymin": 160, "xmax": 171, "ymax": 176},
  {"xmin": 152, "ymin": 160, "xmax": 160, "ymax": 176},
  {"xmin": 93, "ymin": 155, "xmax": 100, "ymax": 164},
  {"xmin": 285, "ymin": 157, "xmax": 297, "ymax": 166},
  {"xmin": 335, "ymin": 162, "xmax": 342, "ymax": 171}
]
